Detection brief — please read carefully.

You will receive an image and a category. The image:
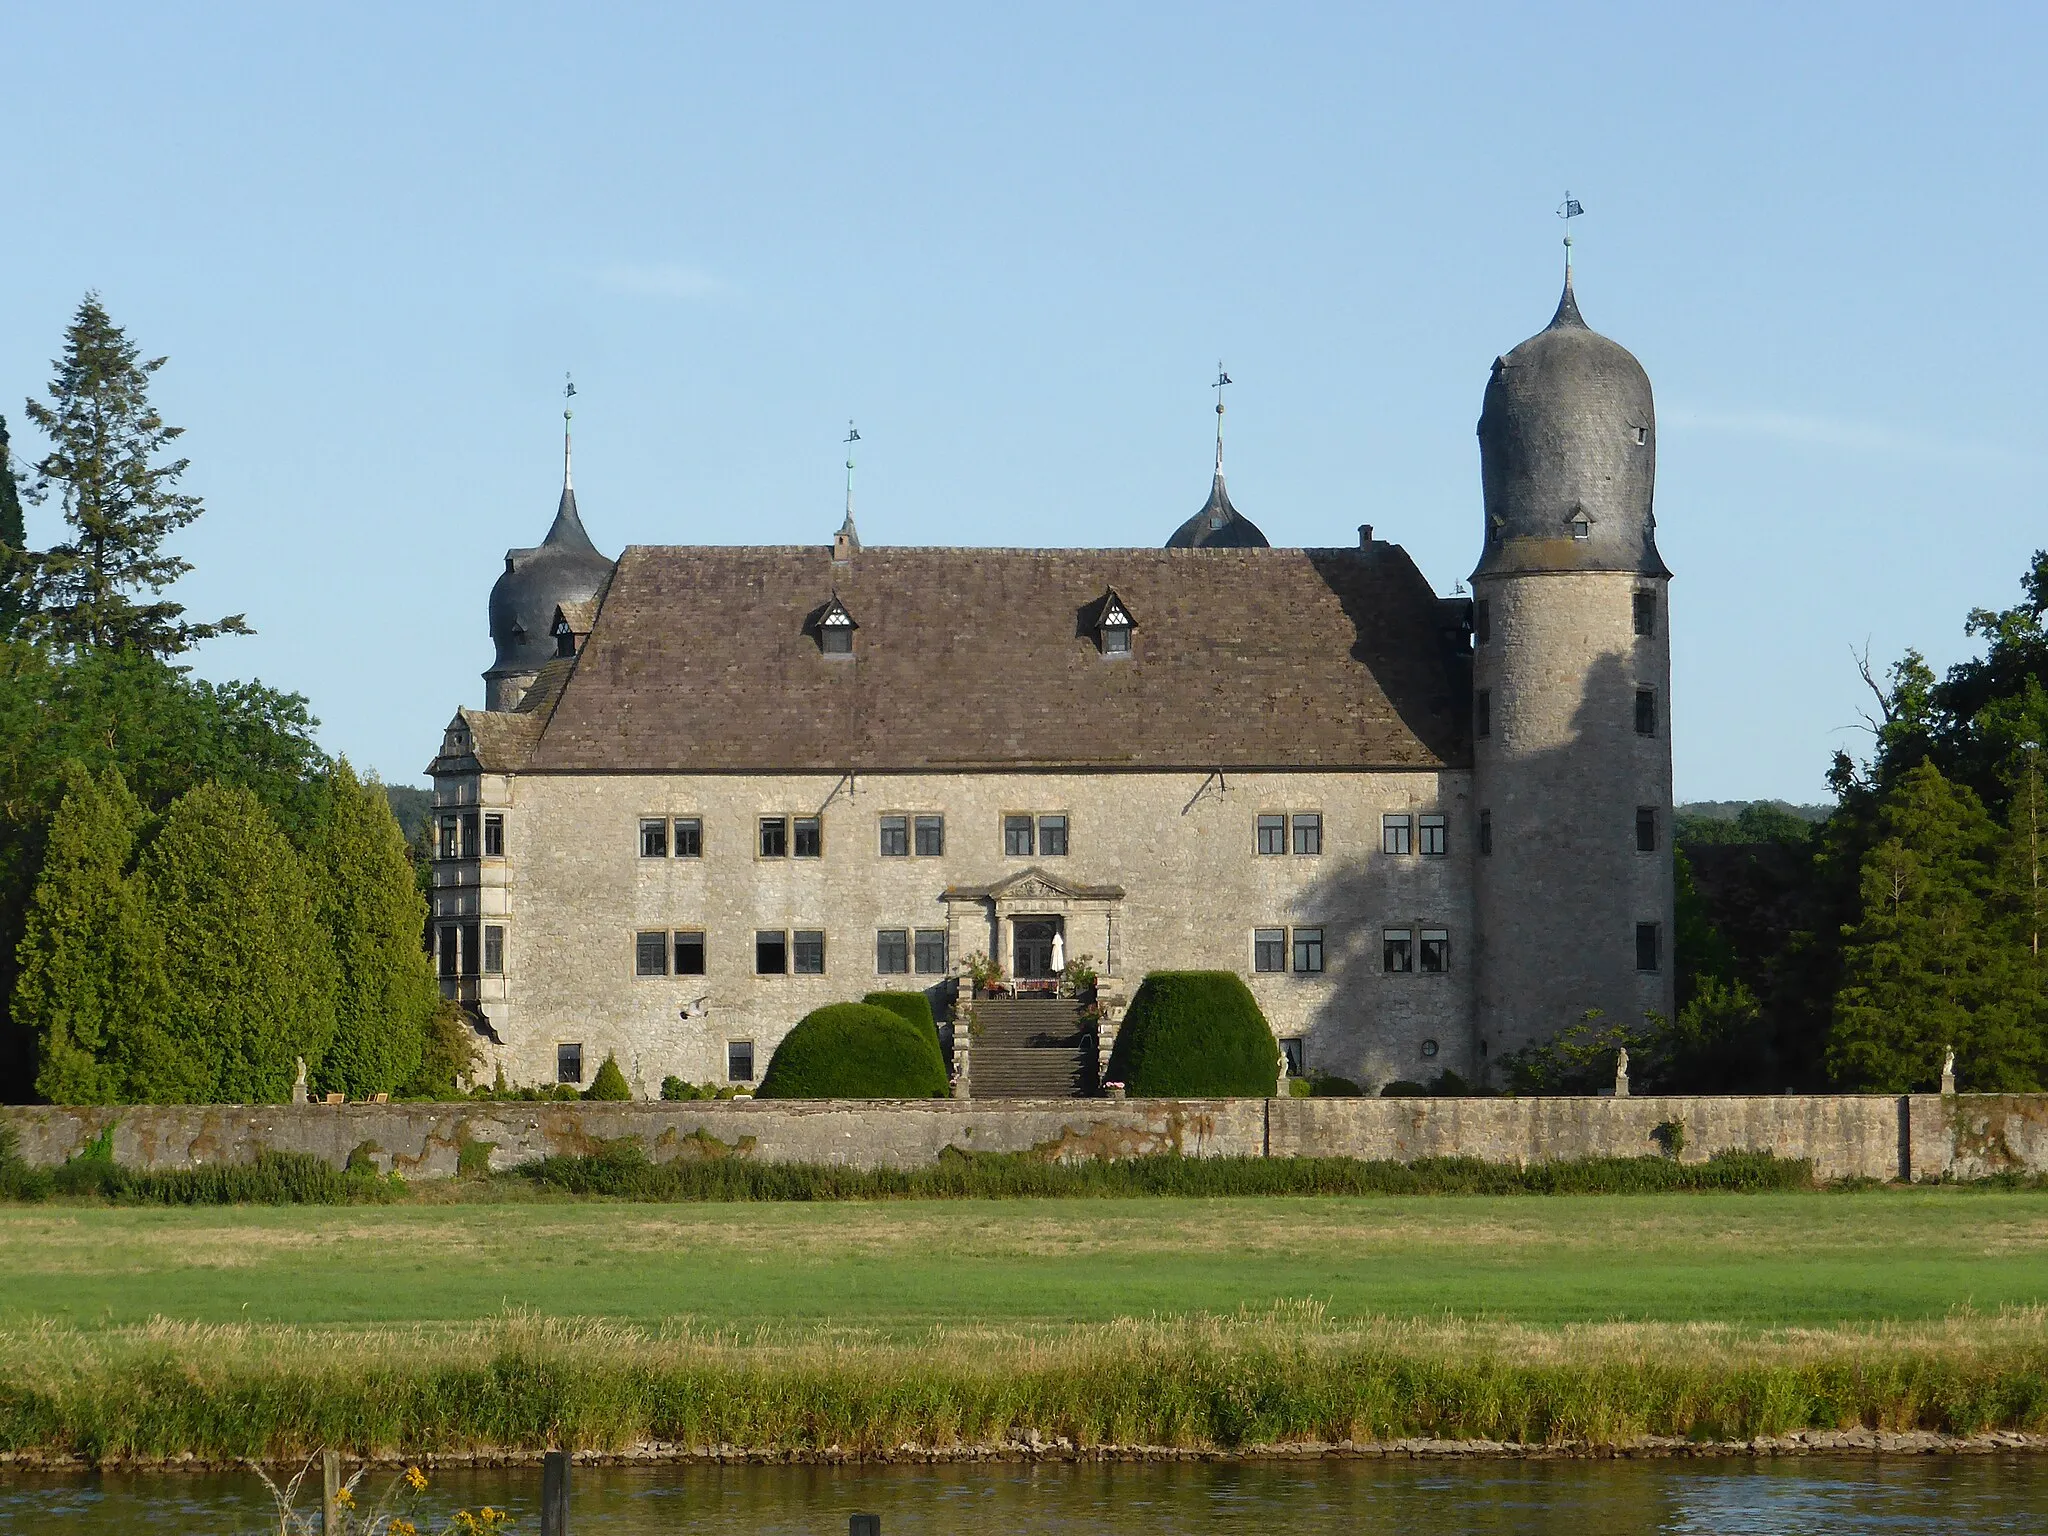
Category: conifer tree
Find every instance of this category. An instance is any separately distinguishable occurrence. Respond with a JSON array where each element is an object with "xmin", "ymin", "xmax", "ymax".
[
  {"xmin": 0, "ymin": 415, "xmax": 26, "ymax": 638},
  {"xmin": 1829, "ymin": 762, "xmax": 2037, "ymax": 1089},
  {"xmin": 20, "ymin": 294, "xmax": 248, "ymax": 655},
  {"xmin": 143, "ymin": 782, "xmax": 336, "ymax": 1102},
  {"xmin": 11, "ymin": 762, "xmax": 187, "ymax": 1103},
  {"xmin": 308, "ymin": 760, "xmax": 437, "ymax": 1098}
]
